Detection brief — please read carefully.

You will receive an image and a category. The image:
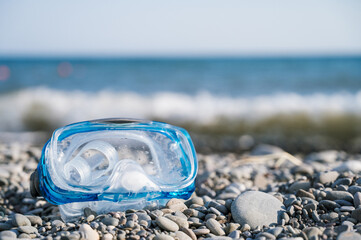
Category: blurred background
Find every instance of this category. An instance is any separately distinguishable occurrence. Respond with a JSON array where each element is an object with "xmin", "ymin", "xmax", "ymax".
[{"xmin": 0, "ymin": 0, "xmax": 361, "ymax": 153}]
